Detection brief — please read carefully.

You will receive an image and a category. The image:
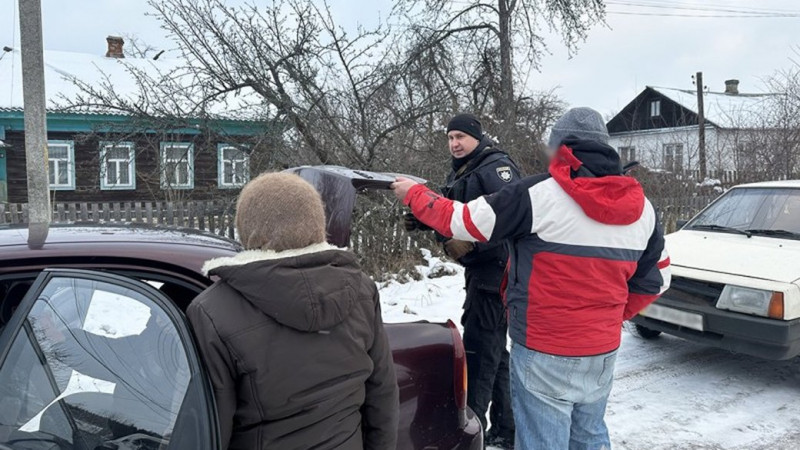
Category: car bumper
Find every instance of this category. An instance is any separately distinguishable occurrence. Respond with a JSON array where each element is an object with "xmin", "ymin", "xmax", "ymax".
[
  {"xmin": 436, "ymin": 407, "xmax": 483, "ymax": 450},
  {"xmin": 459, "ymin": 407, "xmax": 483, "ymax": 450},
  {"xmin": 632, "ymin": 296, "xmax": 800, "ymax": 360}
]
